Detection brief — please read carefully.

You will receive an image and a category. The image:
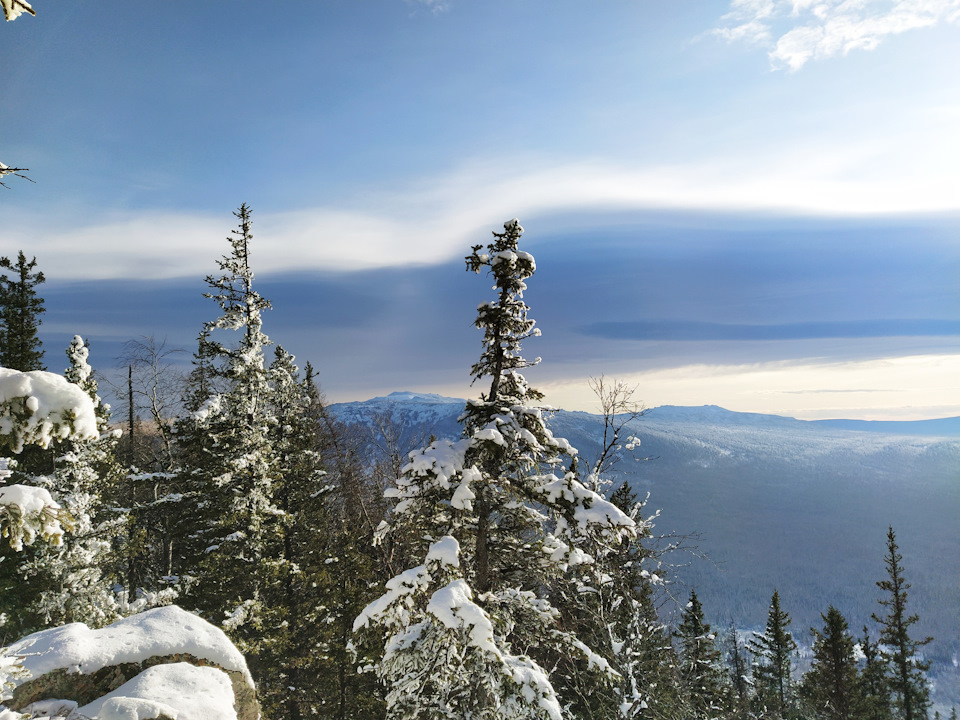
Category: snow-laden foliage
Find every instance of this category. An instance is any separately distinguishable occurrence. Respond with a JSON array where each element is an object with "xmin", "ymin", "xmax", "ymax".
[
  {"xmin": 356, "ymin": 220, "xmax": 636, "ymax": 719},
  {"xmin": 0, "ymin": 0, "xmax": 33, "ymax": 22},
  {"xmin": 0, "ymin": 361, "xmax": 99, "ymax": 556},
  {"xmin": 16, "ymin": 338, "xmax": 126, "ymax": 630},
  {"xmin": 0, "ymin": 473, "xmax": 65, "ymax": 552},
  {"xmin": 0, "ymin": 367, "xmax": 97, "ymax": 453}
]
